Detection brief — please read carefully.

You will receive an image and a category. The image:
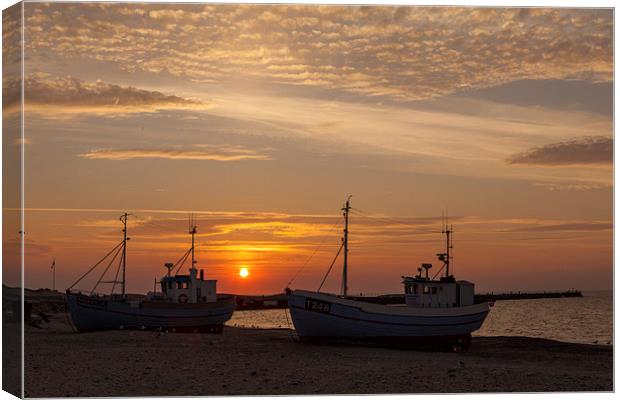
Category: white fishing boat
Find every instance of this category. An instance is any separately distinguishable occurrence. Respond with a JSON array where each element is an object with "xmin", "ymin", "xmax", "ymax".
[
  {"xmin": 286, "ymin": 198, "xmax": 490, "ymax": 350},
  {"xmin": 66, "ymin": 214, "xmax": 235, "ymax": 333}
]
